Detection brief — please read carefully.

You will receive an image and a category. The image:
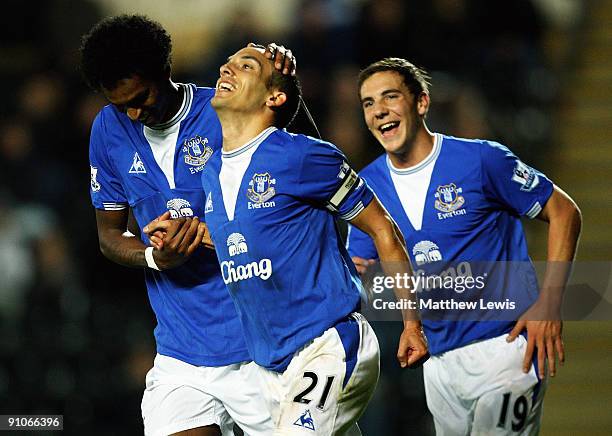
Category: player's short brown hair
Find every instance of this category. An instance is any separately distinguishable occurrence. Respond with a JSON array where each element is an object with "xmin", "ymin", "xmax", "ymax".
[{"xmin": 358, "ymin": 58, "xmax": 431, "ymax": 98}]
